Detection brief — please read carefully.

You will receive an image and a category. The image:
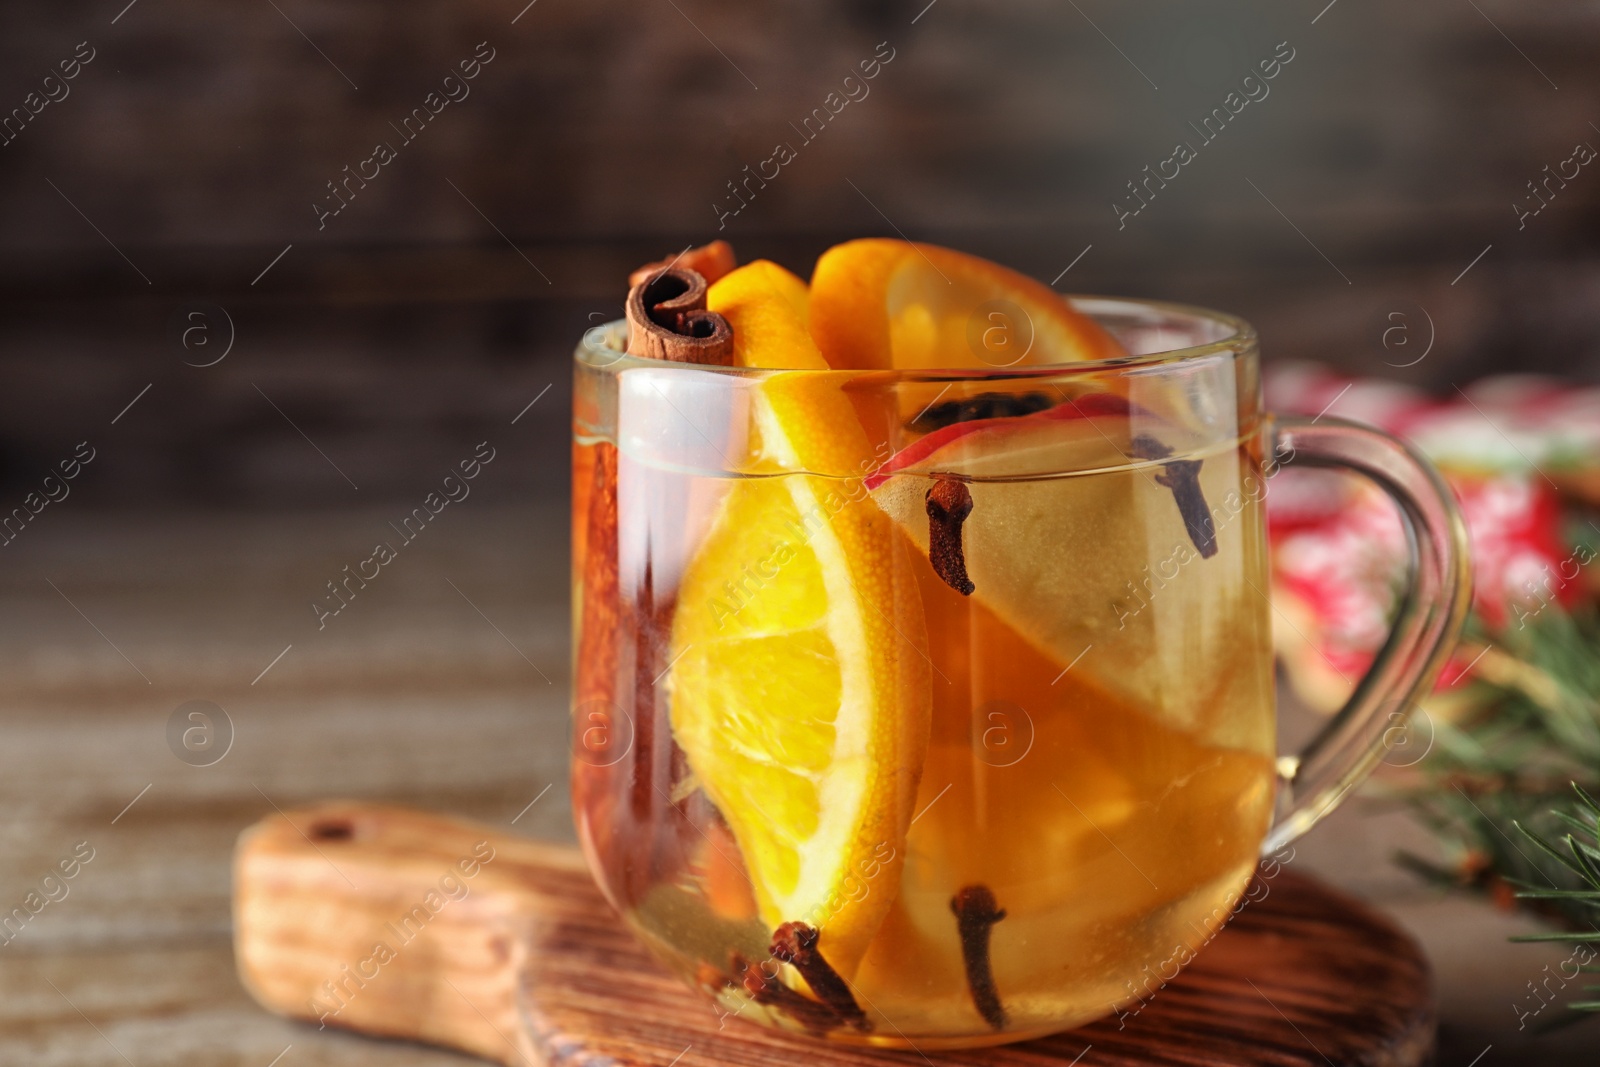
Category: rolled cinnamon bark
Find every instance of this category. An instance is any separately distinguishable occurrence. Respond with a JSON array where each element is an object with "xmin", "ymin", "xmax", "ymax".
[
  {"xmin": 574, "ymin": 245, "xmax": 737, "ymax": 903},
  {"xmin": 624, "ymin": 265, "xmax": 734, "ymax": 364}
]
